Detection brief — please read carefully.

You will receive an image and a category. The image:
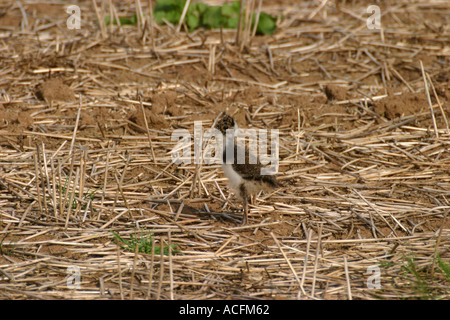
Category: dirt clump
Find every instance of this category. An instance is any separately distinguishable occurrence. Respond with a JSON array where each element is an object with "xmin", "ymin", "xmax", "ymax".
[
  {"xmin": 373, "ymin": 92, "xmax": 427, "ymax": 119},
  {"xmin": 0, "ymin": 105, "xmax": 34, "ymax": 132},
  {"xmin": 151, "ymin": 90, "xmax": 182, "ymax": 116},
  {"xmin": 324, "ymin": 84, "xmax": 348, "ymax": 102},
  {"xmin": 38, "ymin": 78, "xmax": 75, "ymax": 104},
  {"xmin": 128, "ymin": 107, "xmax": 168, "ymax": 131}
]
